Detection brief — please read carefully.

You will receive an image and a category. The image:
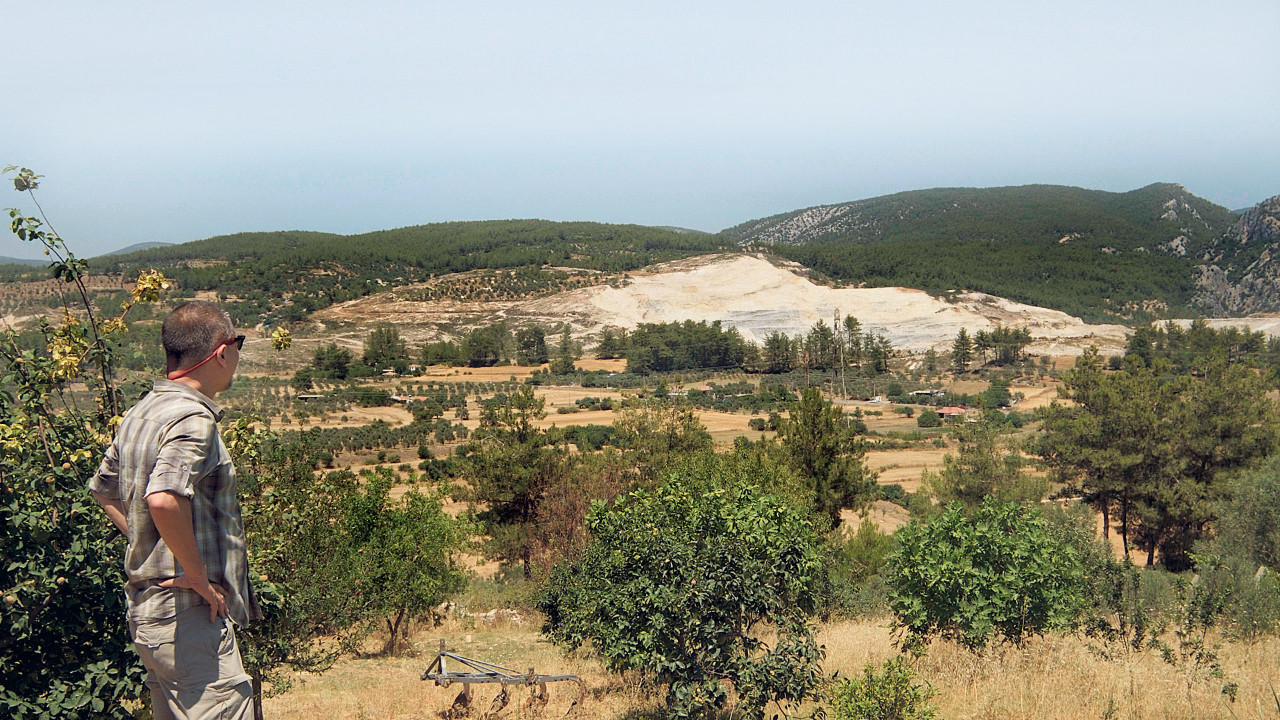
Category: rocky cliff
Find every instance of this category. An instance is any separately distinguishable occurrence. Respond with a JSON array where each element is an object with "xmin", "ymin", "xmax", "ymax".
[{"xmin": 1193, "ymin": 195, "xmax": 1280, "ymax": 315}]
